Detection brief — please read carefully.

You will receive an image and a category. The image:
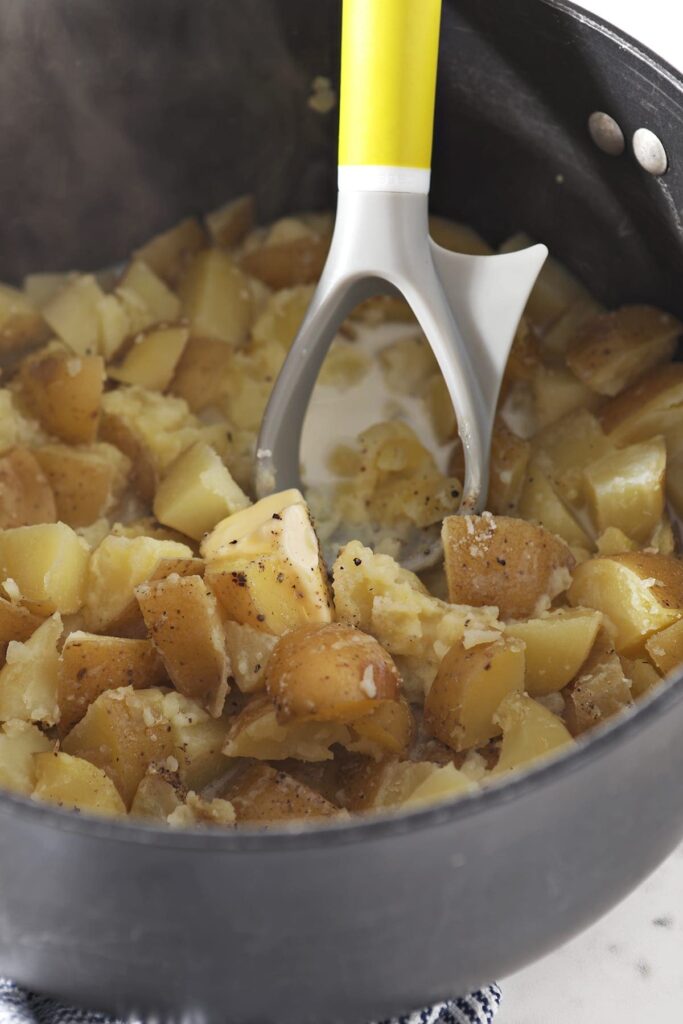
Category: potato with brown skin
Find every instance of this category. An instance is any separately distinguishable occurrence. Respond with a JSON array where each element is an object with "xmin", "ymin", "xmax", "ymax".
[
  {"xmin": 265, "ymin": 623, "xmax": 401, "ymax": 723},
  {"xmin": 58, "ymin": 632, "xmax": 167, "ymax": 735},
  {"xmin": 226, "ymin": 763, "xmax": 342, "ymax": 827},
  {"xmin": 338, "ymin": 757, "xmax": 475, "ymax": 813},
  {"xmin": 0, "ymin": 447, "xmax": 56, "ymax": 528},
  {"xmin": 222, "ymin": 619, "xmax": 278, "ymax": 694},
  {"xmin": 241, "ymin": 232, "xmax": 329, "ymax": 289},
  {"xmin": 205, "ymin": 194, "xmax": 255, "ymax": 248},
  {"xmin": 179, "ymin": 249, "xmax": 252, "ymax": 346},
  {"xmin": 33, "ymin": 750, "xmax": 127, "ymax": 817},
  {"xmin": 109, "ymin": 324, "xmax": 189, "ymax": 391},
  {"xmin": 442, "ymin": 514, "xmax": 575, "ymax": 620},
  {"xmin": 136, "ymin": 574, "xmax": 230, "ymax": 717},
  {"xmin": 564, "ymin": 630, "xmax": 632, "ymax": 735},
  {"xmin": 0, "ymin": 596, "xmax": 44, "ymax": 665},
  {"xmin": 170, "ymin": 335, "xmax": 234, "ymax": 411},
  {"xmin": 599, "ymin": 363, "xmax": 683, "ymax": 447},
  {"xmin": 133, "ymin": 217, "xmax": 207, "ymax": 287},
  {"xmin": 424, "ymin": 637, "xmax": 525, "ymax": 752},
  {"xmin": 19, "ymin": 345, "xmax": 105, "ymax": 444},
  {"xmin": 34, "ymin": 443, "xmax": 130, "ymax": 528}
]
